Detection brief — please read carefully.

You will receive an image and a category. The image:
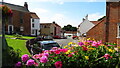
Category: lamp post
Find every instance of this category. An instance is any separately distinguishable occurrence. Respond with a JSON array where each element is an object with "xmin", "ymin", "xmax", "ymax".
[{"xmin": 1, "ymin": 4, "xmax": 13, "ymax": 50}]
